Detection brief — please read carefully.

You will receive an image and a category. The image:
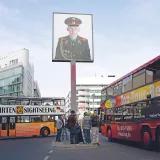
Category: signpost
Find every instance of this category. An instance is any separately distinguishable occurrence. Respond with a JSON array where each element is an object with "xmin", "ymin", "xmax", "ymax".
[{"xmin": 52, "ymin": 12, "xmax": 93, "ymax": 112}]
